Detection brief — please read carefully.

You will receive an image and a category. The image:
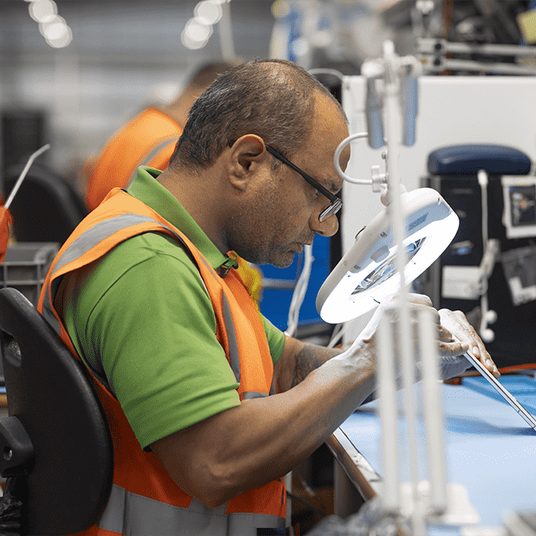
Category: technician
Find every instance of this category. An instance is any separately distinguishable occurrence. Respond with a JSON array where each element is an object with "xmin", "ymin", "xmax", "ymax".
[{"xmin": 39, "ymin": 59, "xmax": 498, "ymax": 536}]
